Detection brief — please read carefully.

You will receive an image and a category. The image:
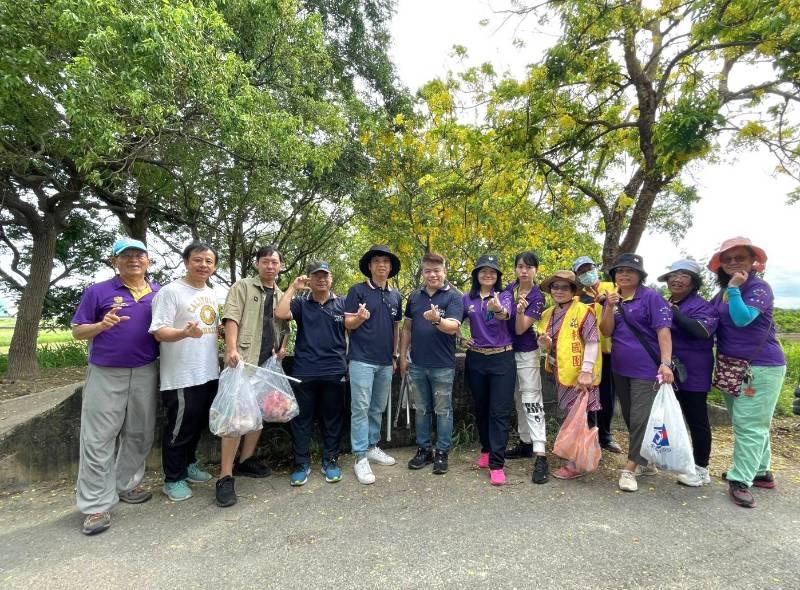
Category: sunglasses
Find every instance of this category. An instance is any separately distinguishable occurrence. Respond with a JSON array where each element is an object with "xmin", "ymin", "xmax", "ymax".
[{"xmin": 720, "ymin": 255, "xmax": 750, "ymax": 264}]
